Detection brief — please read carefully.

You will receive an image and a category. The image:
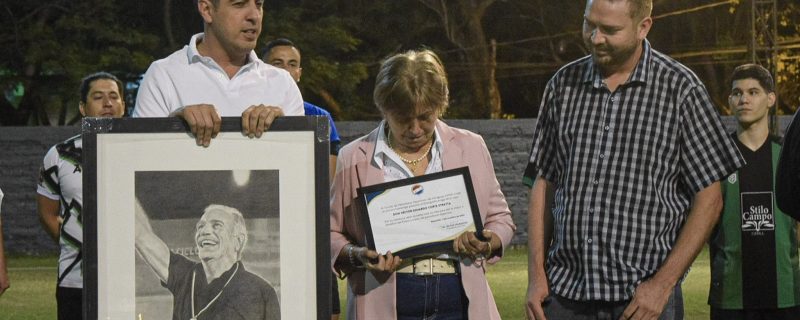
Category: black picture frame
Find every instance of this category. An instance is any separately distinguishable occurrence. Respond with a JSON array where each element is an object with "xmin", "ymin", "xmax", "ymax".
[
  {"xmin": 82, "ymin": 116, "xmax": 330, "ymax": 319},
  {"xmin": 356, "ymin": 166, "xmax": 484, "ymax": 259}
]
